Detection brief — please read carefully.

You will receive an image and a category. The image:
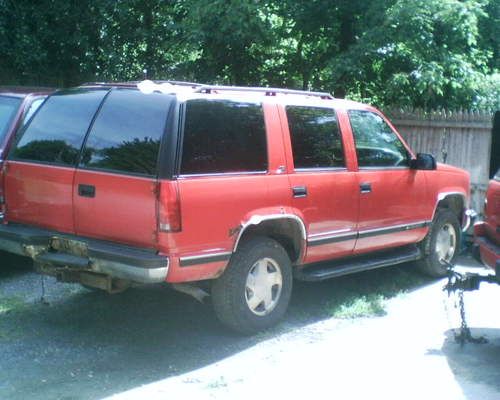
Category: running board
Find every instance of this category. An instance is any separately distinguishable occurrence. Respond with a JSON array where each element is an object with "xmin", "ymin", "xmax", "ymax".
[{"xmin": 295, "ymin": 245, "xmax": 422, "ymax": 282}]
